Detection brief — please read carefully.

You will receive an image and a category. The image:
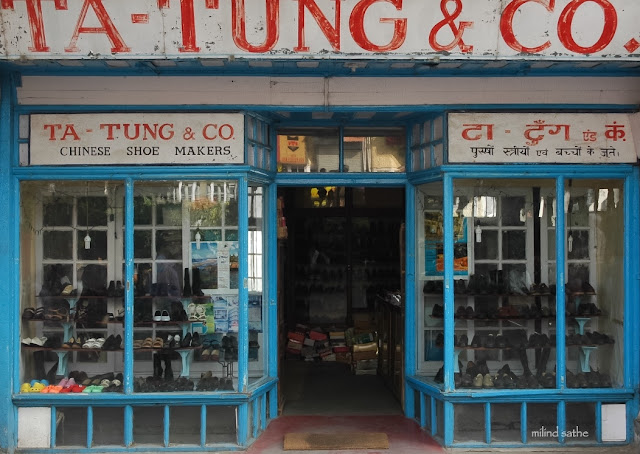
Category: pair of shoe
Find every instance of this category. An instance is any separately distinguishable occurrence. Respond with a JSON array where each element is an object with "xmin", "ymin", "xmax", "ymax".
[
  {"xmin": 22, "ymin": 337, "xmax": 47, "ymax": 347},
  {"xmin": 472, "ymin": 373, "xmax": 494, "ymax": 388},
  {"xmin": 153, "ymin": 310, "xmax": 171, "ymax": 322},
  {"xmin": 102, "ymin": 334, "xmax": 122, "ymax": 350},
  {"xmin": 82, "ymin": 337, "xmax": 105, "ymax": 349},
  {"xmin": 167, "ymin": 334, "xmax": 181, "ymax": 349}
]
